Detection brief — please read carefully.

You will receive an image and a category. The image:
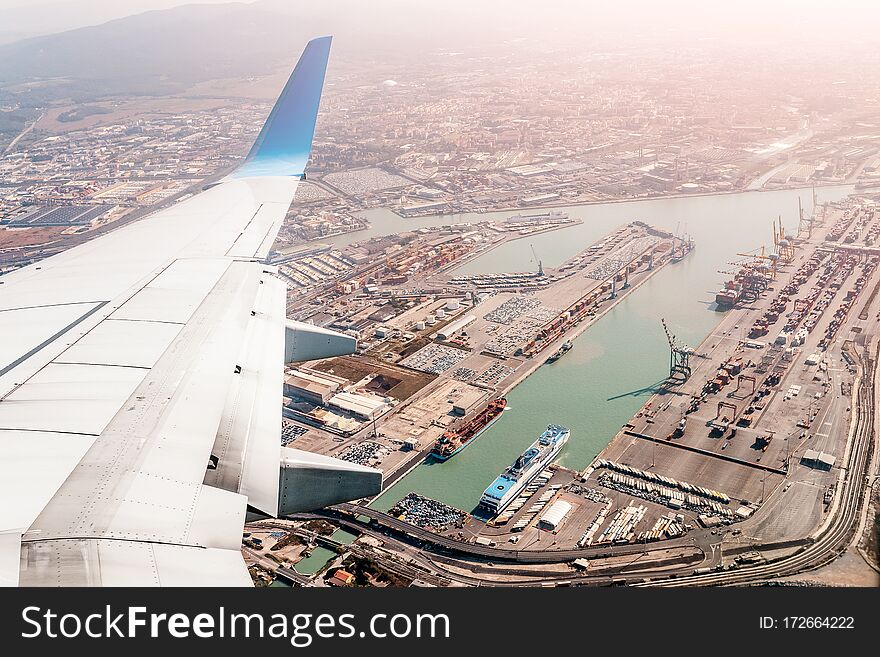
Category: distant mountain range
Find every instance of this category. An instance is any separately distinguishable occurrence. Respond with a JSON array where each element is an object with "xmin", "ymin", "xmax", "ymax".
[
  {"xmin": 0, "ymin": 0, "xmax": 514, "ymax": 143},
  {"xmin": 0, "ymin": 0, "xmax": 517, "ymax": 96},
  {"xmin": 0, "ymin": 0, "xmax": 230, "ymax": 45},
  {"xmin": 0, "ymin": 3, "xmax": 309, "ymax": 94}
]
